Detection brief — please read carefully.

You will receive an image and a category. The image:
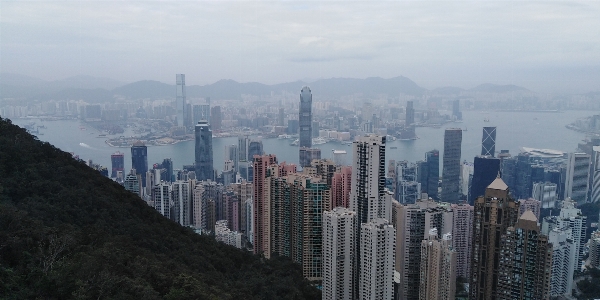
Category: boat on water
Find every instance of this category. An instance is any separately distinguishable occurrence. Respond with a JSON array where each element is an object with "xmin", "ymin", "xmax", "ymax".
[
  {"xmin": 312, "ymin": 137, "xmax": 327, "ymax": 145},
  {"xmin": 290, "ymin": 139, "xmax": 299, "ymax": 146},
  {"xmin": 278, "ymin": 134, "xmax": 292, "ymax": 139},
  {"xmin": 484, "ymin": 118, "xmax": 490, "ymax": 122}
]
